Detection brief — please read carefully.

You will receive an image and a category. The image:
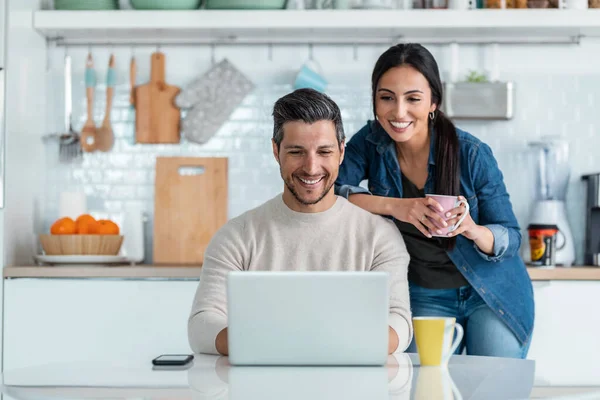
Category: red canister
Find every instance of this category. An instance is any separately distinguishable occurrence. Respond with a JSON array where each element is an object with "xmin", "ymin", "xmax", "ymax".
[{"xmin": 528, "ymin": 224, "xmax": 559, "ymax": 266}]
